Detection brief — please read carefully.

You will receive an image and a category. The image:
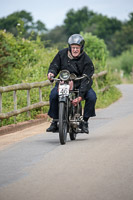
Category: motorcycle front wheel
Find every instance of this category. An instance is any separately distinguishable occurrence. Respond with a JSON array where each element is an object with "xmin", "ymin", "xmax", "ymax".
[{"xmin": 59, "ymin": 102, "xmax": 68, "ymax": 145}]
